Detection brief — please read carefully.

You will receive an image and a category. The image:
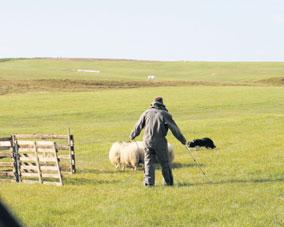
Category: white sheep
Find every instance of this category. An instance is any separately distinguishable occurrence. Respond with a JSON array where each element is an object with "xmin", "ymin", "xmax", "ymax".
[
  {"xmin": 109, "ymin": 142, "xmax": 140, "ymax": 170},
  {"xmin": 120, "ymin": 142, "xmax": 140, "ymax": 170},
  {"xmin": 109, "ymin": 141, "xmax": 174, "ymax": 170},
  {"xmin": 108, "ymin": 141, "xmax": 125, "ymax": 169},
  {"xmin": 134, "ymin": 141, "xmax": 174, "ymax": 164},
  {"xmin": 147, "ymin": 75, "xmax": 156, "ymax": 80}
]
